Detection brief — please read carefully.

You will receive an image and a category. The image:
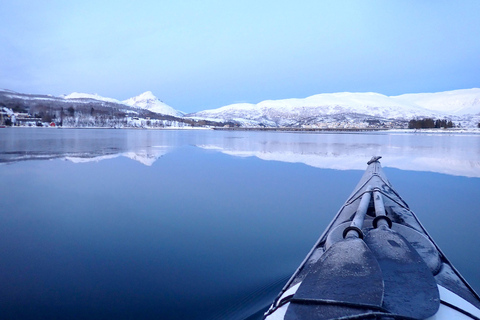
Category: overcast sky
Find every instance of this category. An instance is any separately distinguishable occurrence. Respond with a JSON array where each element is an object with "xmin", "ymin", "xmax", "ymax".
[{"xmin": 1, "ymin": 1, "xmax": 479, "ymax": 113}]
